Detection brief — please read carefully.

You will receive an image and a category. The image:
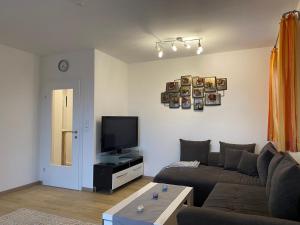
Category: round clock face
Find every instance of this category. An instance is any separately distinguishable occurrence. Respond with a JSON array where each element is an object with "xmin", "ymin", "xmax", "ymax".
[{"xmin": 58, "ymin": 59, "xmax": 69, "ymax": 72}]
